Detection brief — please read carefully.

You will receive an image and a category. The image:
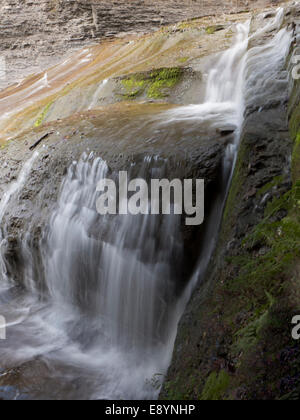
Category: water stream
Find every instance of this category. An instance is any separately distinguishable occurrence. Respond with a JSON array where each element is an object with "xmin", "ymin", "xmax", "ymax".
[{"xmin": 0, "ymin": 9, "xmax": 293, "ymax": 400}]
